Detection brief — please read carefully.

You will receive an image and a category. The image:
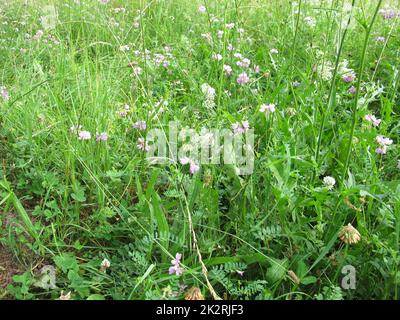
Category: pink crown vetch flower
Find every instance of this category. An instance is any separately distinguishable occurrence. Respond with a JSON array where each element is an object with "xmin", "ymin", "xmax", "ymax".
[{"xmin": 169, "ymin": 253, "xmax": 183, "ymax": 276}]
